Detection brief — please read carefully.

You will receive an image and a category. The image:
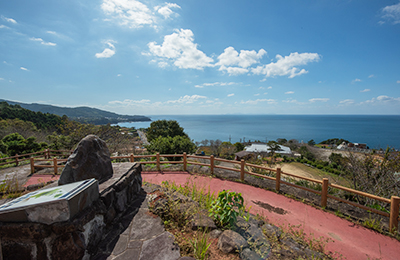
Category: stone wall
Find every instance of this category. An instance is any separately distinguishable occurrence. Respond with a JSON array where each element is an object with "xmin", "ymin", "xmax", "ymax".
[{"xmin": 0, "ymin": 162, "xmax": 142, "ymax": 260}]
